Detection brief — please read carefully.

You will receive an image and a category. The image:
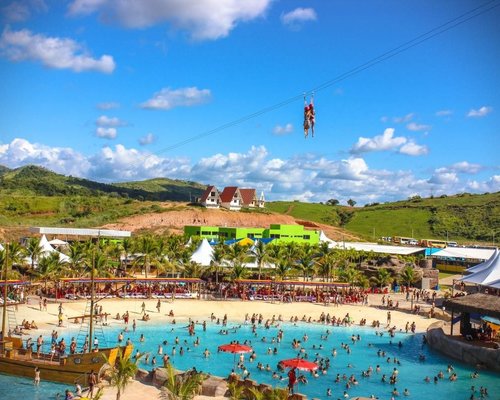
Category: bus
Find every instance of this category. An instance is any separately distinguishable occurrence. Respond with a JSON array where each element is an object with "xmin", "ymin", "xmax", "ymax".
[
  {"xmin": 393, "ymin": 236, "xmax": 418, "ymax": 245},
  {"xmin": 419, "ymin": 239, "xmax": 447, "ymax": 248}
]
